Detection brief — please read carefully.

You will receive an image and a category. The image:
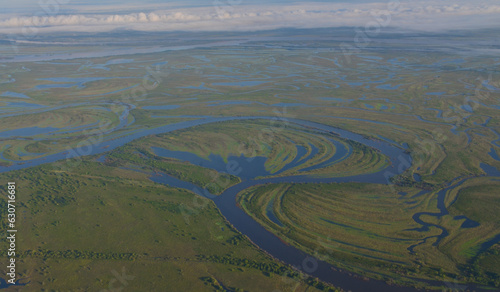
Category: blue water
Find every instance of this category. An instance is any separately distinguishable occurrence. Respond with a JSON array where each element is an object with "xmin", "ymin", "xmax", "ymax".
[
  {"xmin": 2, "ymin": 102, "xmax": 45, "ymax": 109},
  {"xmin": 425, "ymin": 92, "xmax": 446, "ymax": 96},
  {"xmin": 0, "ymin": 278, "xmax": 28, "ymax": 289},
  {"xmin": 152, "ymin": 61, "xmax": 168, "ymax": 66},
  {"xmin": 411, "ymin": 190, "xmax": 430, "ymax": 199},
  {"xmin": 180, "ymin": 83, "xmax": 219, "ymax": 91},
  {"xmin": 210, "ymin": 159, "xmax": 418, "ymax": 292},
  {"xmin": 35, "ymin": 77, "xmax": 137, "ymax": 90},
  {"xmin": 272, "ymin": 103, "xmax": 314, "ymax": 107},
  {"xmin": 408, "ymin": 163, "xmax": 500, "ymax": 254},
  {"xmin": 88, "ymin": 59, "xmax": 135, "ymax": 70},
  {"xmin": 0, "ymin": 116, "xmax": 473, "ymax": 292},
  {"xmin": 453, "ymin": 216, "xmax": 480, "ymax": 228},
  {"xmin": 152, "ymin": 115, "xmax": 212, "ymax": 118},
  {"xmin": 275, "ymin": 144, "xmax": 308, "ymax": 174},
  {"xmin": 359, "ymin": 55, "xmax": 383, "ymax": 60},
  {"xmin": 0, "ymin": 127, "xmax": 59, "ymax": 138},
  {"xmin": 297, "ymin": 143, "xmax": 319, "ymax": 167},
  {"xmin": 17, "ymin": 150, "xmax": 47, "ymax": 157},
  {"xmin": 207, "ymin": 101, "xmax": 256, "ymax": 106},
  {"xmin": 1, "ymin": 91, "xmax": 30, "ymax": 99},
  {"xmin": 300, "ymin": 139, "xmax": 351, "ymax": 172},
  {"xmin": 481, "ymin": 163, "xmax": 500, "ymax": 176},
  {"xmin": 408, "ymin": 181, "xmax": 467, "ymax": 251},
  {"xmin": 105, "ymin": 59, "xmax": 134, "ymax": 65},
  {"xmin": 142, "ymin": 105, "xmax": 180, "ymax": 110},
  {"xmin": 376, "ymin": 84, "xmax": 402, "ymax": 90},
  {"xmin": 461, "ymin": 104, "xmax": 473, "ymax": 113},
  {"xmin": 437, "ymin": 58, "xmax": 465, "ymax": 65},
  {"xmin": 152, "ymin": 147, "xmax": 269, "ymax": 180},
  {"xmin": 96, "ymin": 155, "xmax": 107, "ymax": 163},
  {"xmin": 36, "ymin": 61, "xmax": 81, "ymax": 65},
  {"xmin": 482, "ymin": 80, "xmax": 500, "ymax": 92},
  {"xmin": 376, "ymin": 135, "xmax": 399, "ymax": 147},
  {"xmin": 265, "ymin": 198, "xmax": 284, "ymax": 227},
  {"xmin": 36, "ymin": 83, "xmax": 78, "ymax": 89},
  {"xmin": 150, "ymin": 172, "xmax": 215, "ymax": 198},
  {"xmin": 489, "ymin": 148, "xmax": 500, "ymax": 161},
  {"xmin": 478, "ymin": 234, "xmax": 500, "ymax": 258},
  {"xmin": 212, "ymin": 81, "xmax": 268, "ymax": 87}
]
